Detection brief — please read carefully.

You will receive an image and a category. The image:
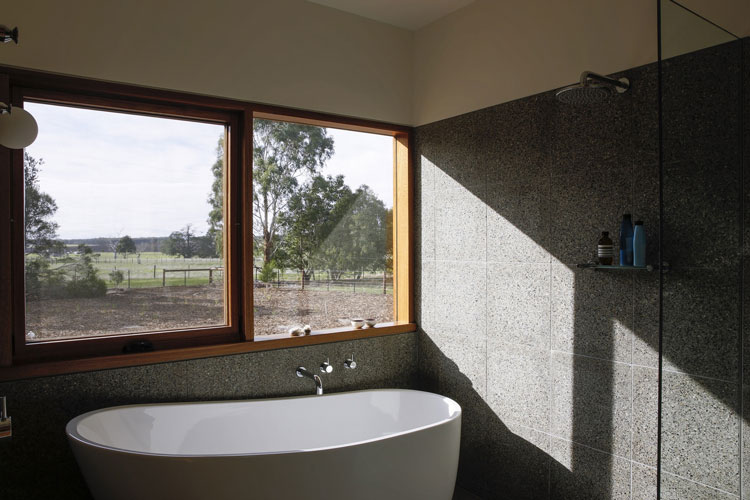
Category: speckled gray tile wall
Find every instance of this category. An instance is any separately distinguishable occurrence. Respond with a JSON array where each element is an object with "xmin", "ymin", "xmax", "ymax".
[
  {"xmin": 417, "ymin": 37, "xmax": 749, "ymax": 499},
  {"xmin": 0, "ymin": 333, "xmax": 417, "ymax": 499},
  {"xmin": 660, "ymin": 39, "xmax": 746, "ymax": 500},
  {"xmin": 415, "ymin": 62, "xmax": 660, "ymax": 499}
]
